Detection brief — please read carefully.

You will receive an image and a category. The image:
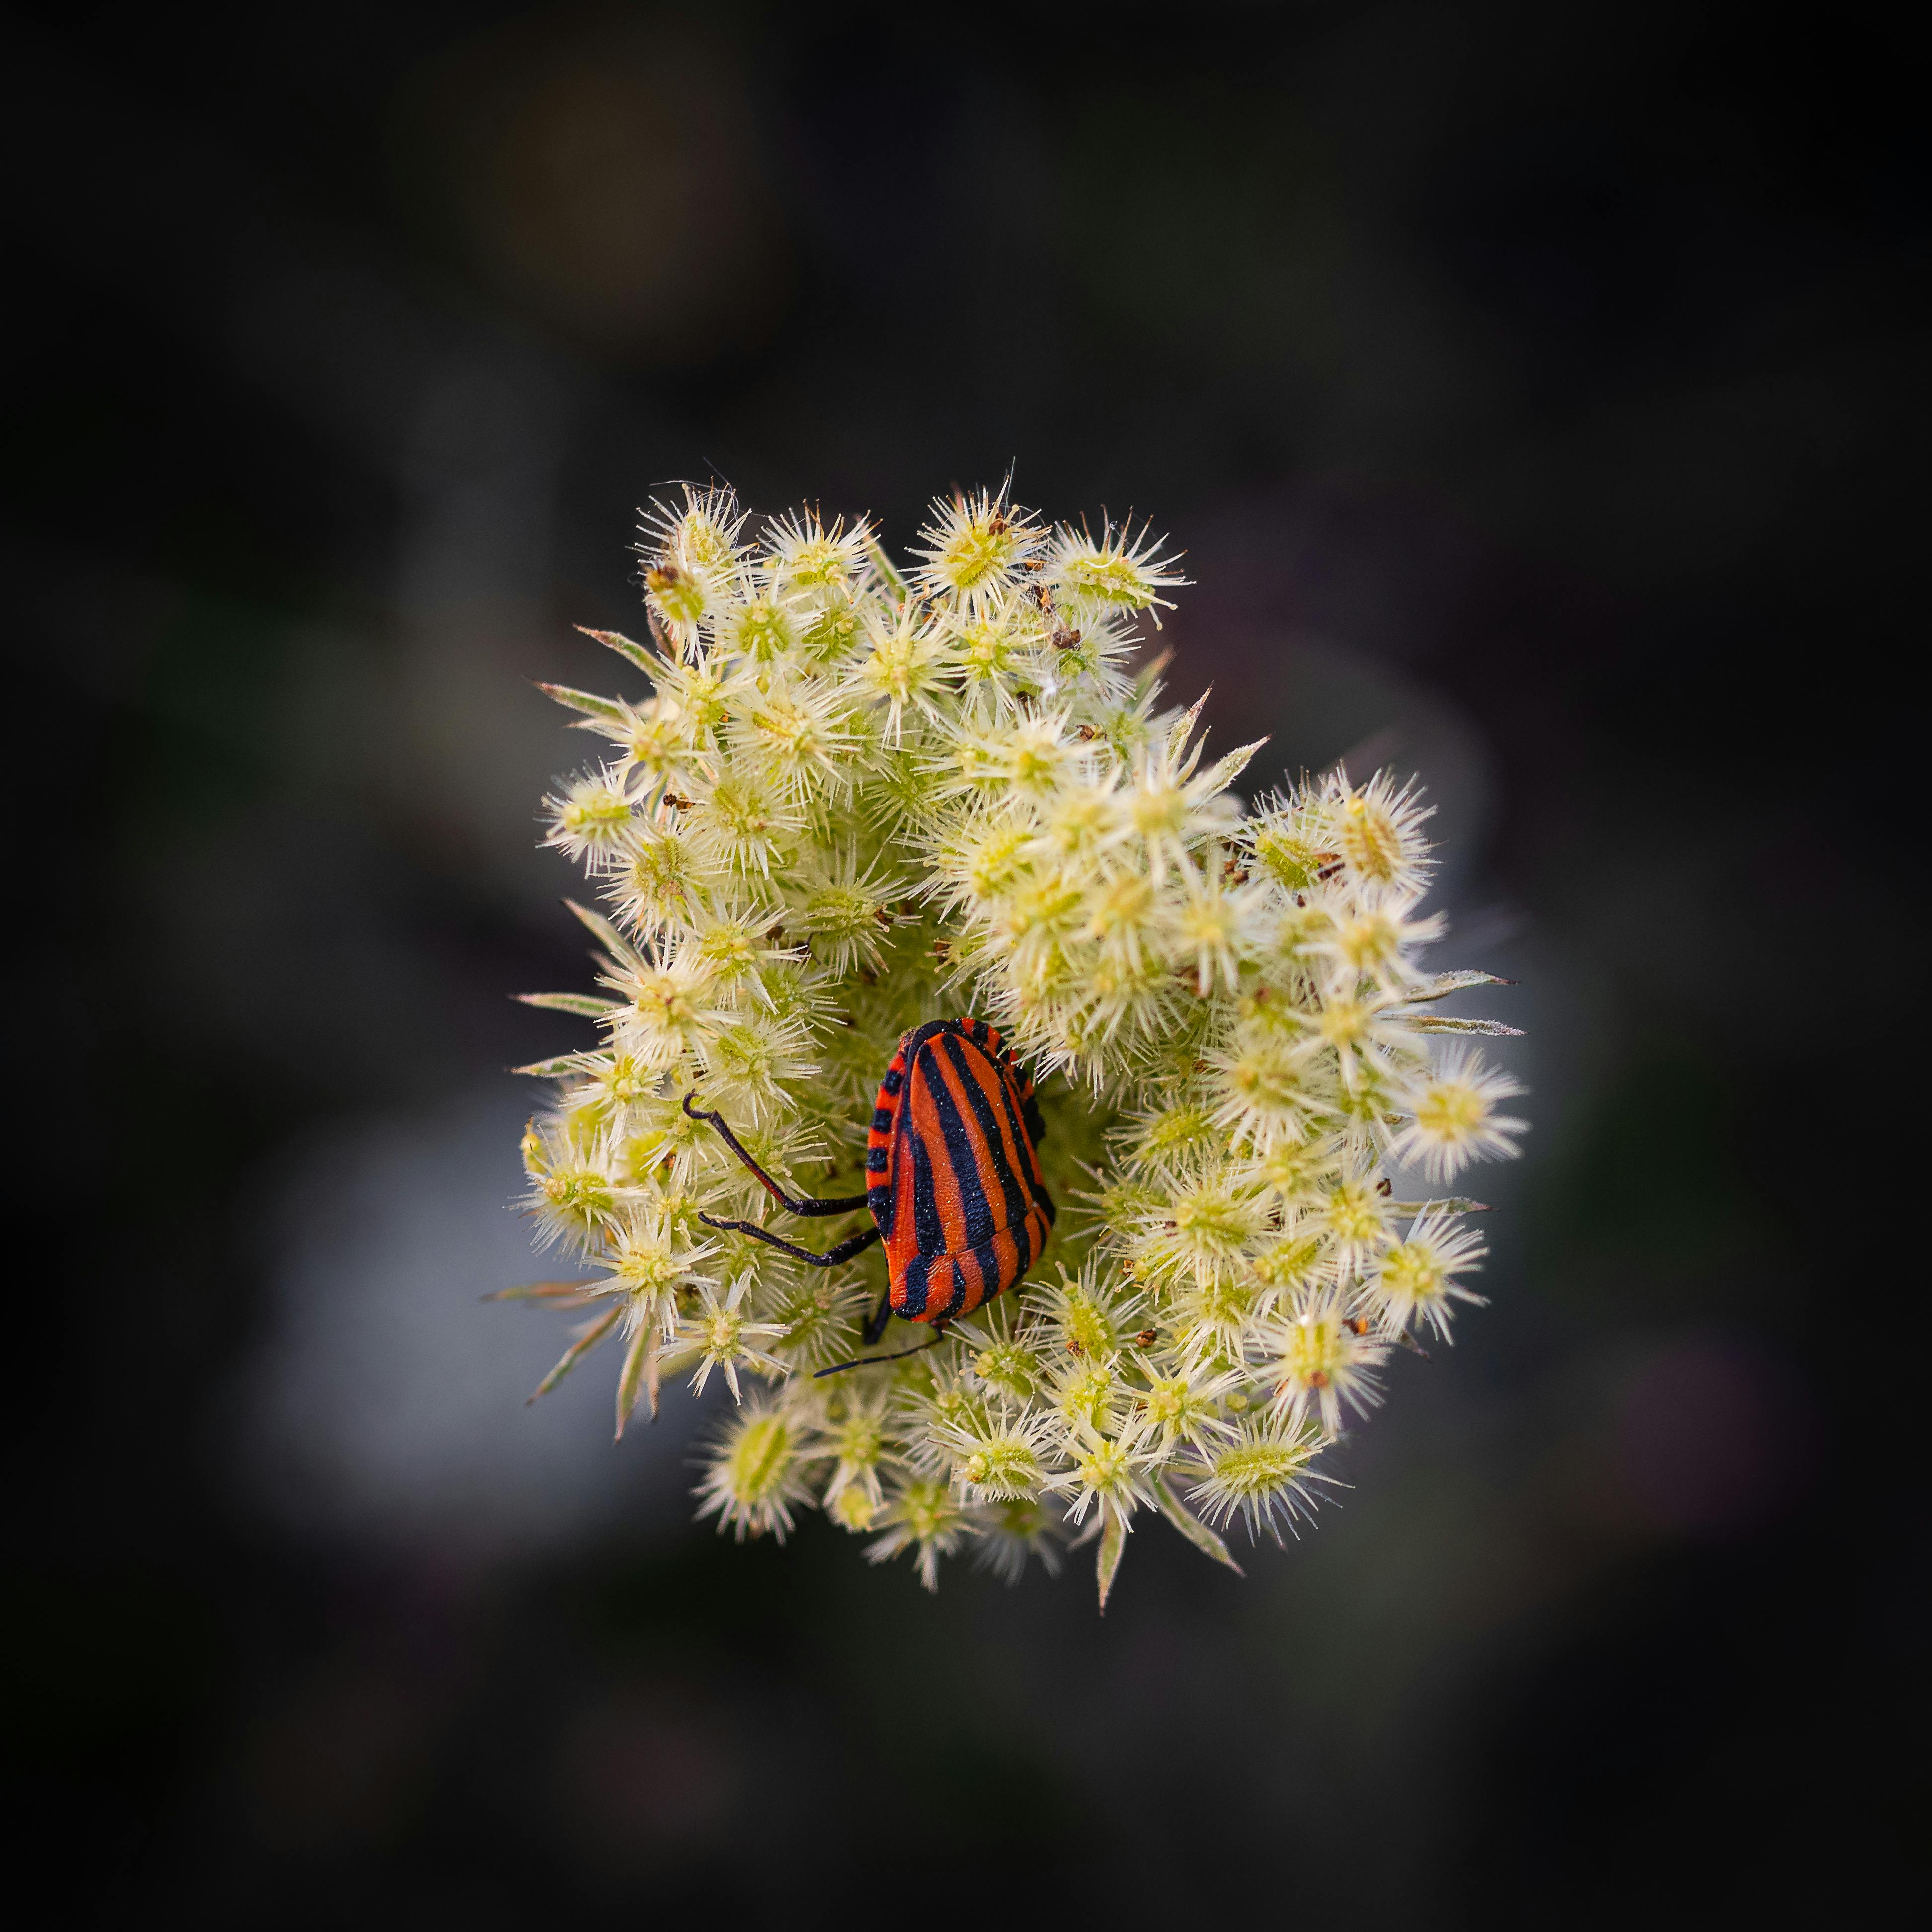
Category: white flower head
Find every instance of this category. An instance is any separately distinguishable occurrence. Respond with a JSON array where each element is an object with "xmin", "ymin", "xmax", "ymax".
[
  {"xmin": 1127, "ymin": 710, "xmax": 1241, "ymax": 883},
  {"xmin": 731, "ymin": 674, "xmax": 856, "ymax": 801},
  {"xmin": 912, "ymin": 484, "xmax": 1046, "ymax": 613},
  {"xmin": 1318, "ymin": 1173, "xmax": 1396, "ymax": 1282},
  {"xmin": 848, "ymin": 600, "xmax": 953, "ymax": 742},
  {"xmin": 1326, "ymin": 768, "xmax": 1436, "ymax": 903},
  {"xmin": 668, "ymin": 1273, "xmax": 789, "ymax": 1400},
  {"xmin": 695, "ymin": 1398, "xmax": 815, "ymax": 1541},
  {"xmin": 1035, "ymin": 1255, "xmax": 1148, "ymax": 1361},
  {"xmin": 640, "ymin": 483, "xmax": 749, "ymax": 577},
  {"xmin": 519, "ymin": 1115, "xmax": 635, "ymax": 1252},
  {"xmin": 613, "ymin": 1086, "xmax": 722, "ymax": 1188},
  {"xmin": 799, "ymin": 591, "xmax": 870, "ymax": 669},
  {"xmin": 955, "ymin": 1299, "xmax": 1048, "ymax": 1403},
  {"xmin": 1077, "ymin": 946, "xmax": 1190, "ymax": 1055},
  {"xmin": 947, "ymin": 601, "xmax": 1045, "ymax": 714},
  {"xmin": 1264, "ymin": 1287, "xmax": 1386, "ymax": 1437},
  {"xmin": 760, "ymin": 508, "xmax": 875, "ymax": 604},
  {"xmin": 866, "ymin": 1476, "xmax": 971, "ymax": 1592},
  {"xmin": 1045, "ymin": 514, "xmax": 1187, "ymax": 626},
  {"xmin": 1119, "ymin": 1098, "xmax": 1222, "ymax": 1178},
  {"xmin": 1363, "ymin": 1207, "xmax": 1488, "ymax": 1342},
  {"xmin": 1031, "ymin": 771, "xmax": 1129, "ymax": 868},
  {"xmin": 685, "ymin": 903, "xmax": 792, "ymax": 1004},
  {"xmin": 1046, "ymin": 1416, "xmax": 1160, "ymax": 1528},
  {"xmin": 698, "ymin": 754, "xmax": 811, "ymax": 877},
  {"xmin": 1308, "ymin": 984, "xmax": 1411, "ymax": 1096},
  {"xmin": 1041, "ymin": 609, "xmax": 1144, "ymax": 704},
  {"xmin": 608, "ymin": 948, "xmax": 716, "ymax": 1070},
  {"xmin": 948, "ymin": 708, "xmax": 1080, "ymax": 807},
  {"xmin": 1301, "ymin": 893, "xmax": 1447, "ymax": 996},
  {"xmin": 542, "ymin": 766, "xmax": 637, "ymax": 868},
  {"xmin": 513, "ymin": 483, "xmax": 1527, "ymax": 1606},
  {"xmin": 598, "ymin": 1206, "xmax": 721, "ymax": 1335},
  {"xmin": 649, "ymin": 651, "xmax": 736, "ymax": 759},
  {"xmin": 1209, "ymin": 1023, "xmax": 1320, "ymax": 1152},
  {"xmin": 940, "ymin": 1403, "xmax": 1060, "ymax": 1503},
  {"xmin": 1134, "ymin": 1170, "xmax": 1267, "ymax": 1291},
  {"xmin": 1167, "ymin": 1267, "xmax": 1268, "ymax": 1368},
  {"xmin": 695, "ymin": 1008, "xmax": 816, "ymax": 1126},
  {"xmin": 793, "ymin": 848, "xmax": 902, "ymax": 976},
  {"xmin": 1186, "ymin": 1415, "xmax": 1331, "ymax": 1545},
  {"xmin": 1042, "ymin": 1347, "xmax": 1127, "ymax": 1436},
  {"xmin": 717, "ymin": 585, "xmax": 802, "ymax": 665},
  {"xmin": 1163, "ymin": 863, "xmax": 1268, "ymax": 997},
  {"xmin": 638, "ymin": 484, "xmax": 749, "ymax": 647},
  {"xmin": 769, "ymin": 1276, "xmax": 874, "ymax": 1373},
  {"xmin": 1133, "ymin": 1352, "xmax": 1241, "ymax": 1453},
  {"xmin": 927, "ymin": 803, "xmax": 1037, "ymax": 916},
  {"xmin": 1247, "ymin": 783, "xmax": 1338, "ymax": 893},
  {"xmin": 608, "ymin": 809, "xmax": 709, "ymax": 939},
  {"xmin": 1390, "ymin": 1048, "xmax": 1528, "ymax": 1182},
  {"xmin": 814, "ymin": 1382, "xmax": 900, "ymax": 1508}
]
